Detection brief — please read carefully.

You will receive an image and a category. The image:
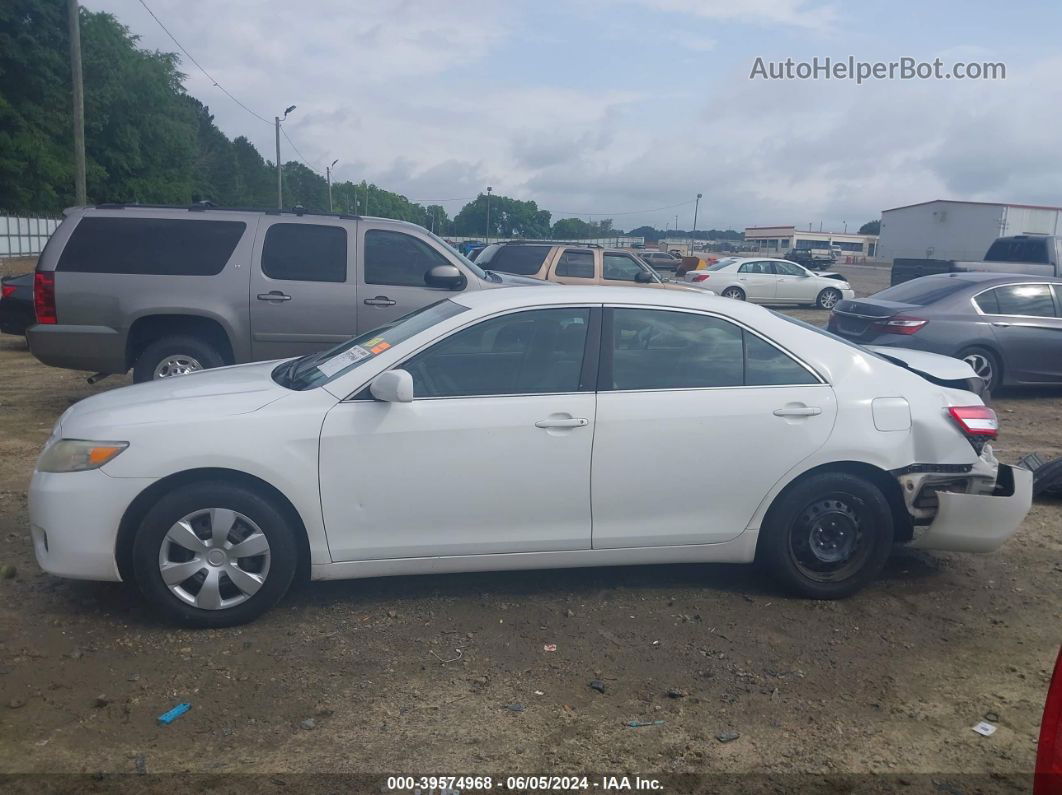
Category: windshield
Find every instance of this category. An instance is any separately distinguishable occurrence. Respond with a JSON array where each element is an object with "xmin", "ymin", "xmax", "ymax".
[
  {"xmin": 273, "ymin": 299, "xmax": 470, "ymax": 391},
  {"xmin": 870, "ymin": 277, "xmax": 969, "ymax": 306},
  {"xmin": 433, "ymin": 231, "xmax": 489, "ymax": 279}
]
